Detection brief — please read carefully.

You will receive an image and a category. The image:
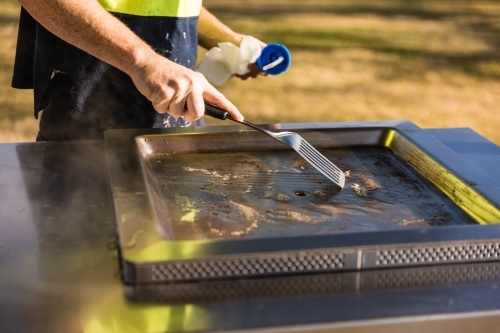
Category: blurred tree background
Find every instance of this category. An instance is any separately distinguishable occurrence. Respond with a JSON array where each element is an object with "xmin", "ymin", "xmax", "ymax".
[{"xmin": 1, "ymin": 0, "xmax": 499, "ymax": 143}]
